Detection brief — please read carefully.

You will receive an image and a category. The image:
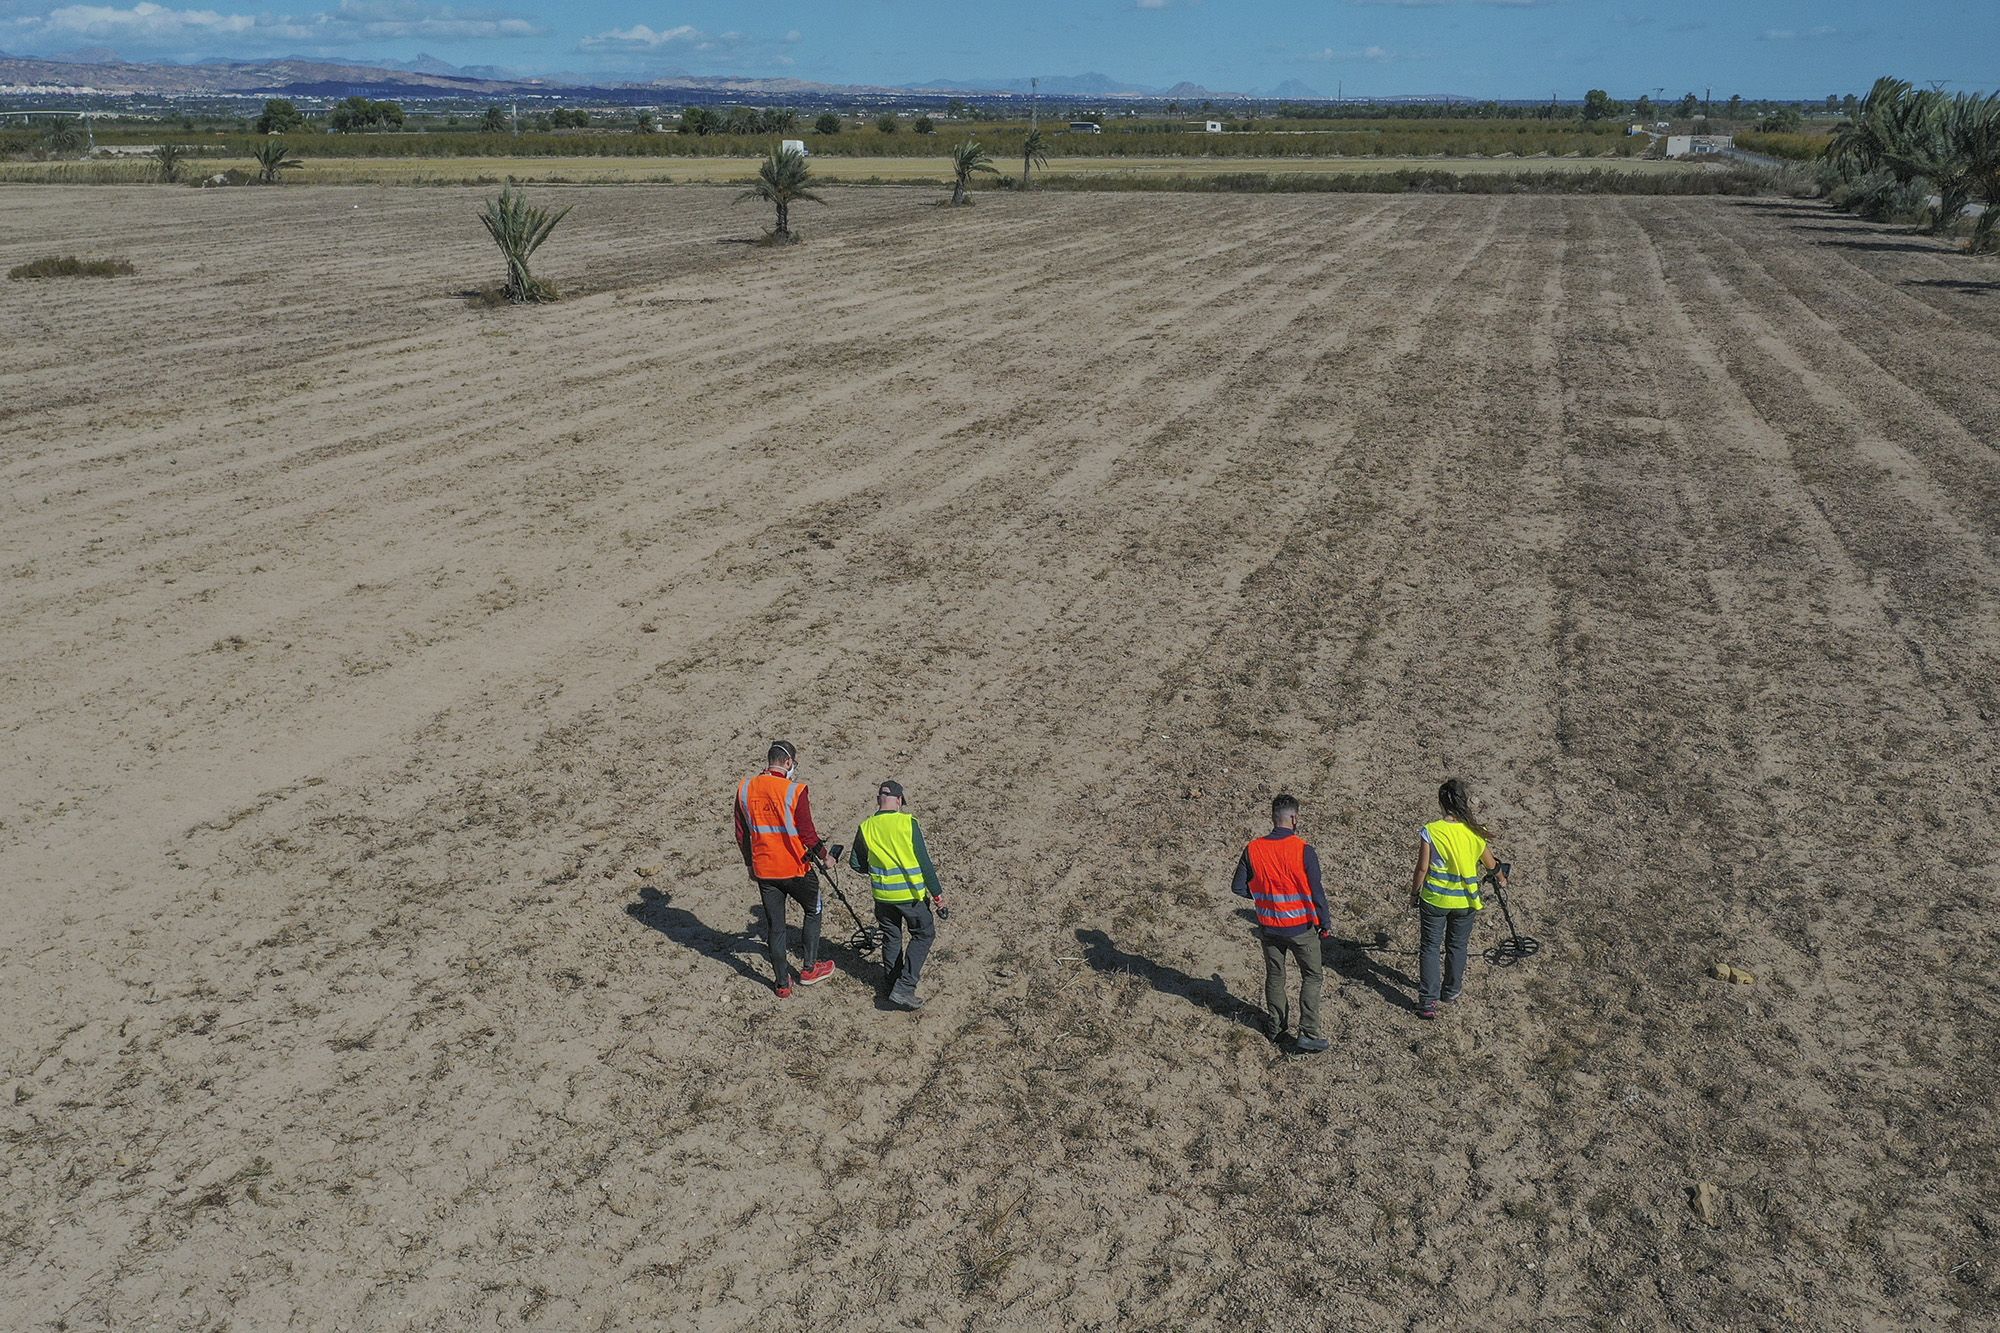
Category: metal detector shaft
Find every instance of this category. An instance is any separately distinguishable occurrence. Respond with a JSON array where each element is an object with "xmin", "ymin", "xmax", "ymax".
[
  {"xmin": 1483, "ymin": 861, "xmax": 1540, "ymax": 964},
  {"xmin": 822, "ymin": 845, "xmax": 869, "ymax": 932},
  {"xmin": 1490, "ymin": 881, "xmax": 1525, "ymax": 944},
  {"xmin": 822, "ymin": 844, "xmax": 886, "ymax": 950}
]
